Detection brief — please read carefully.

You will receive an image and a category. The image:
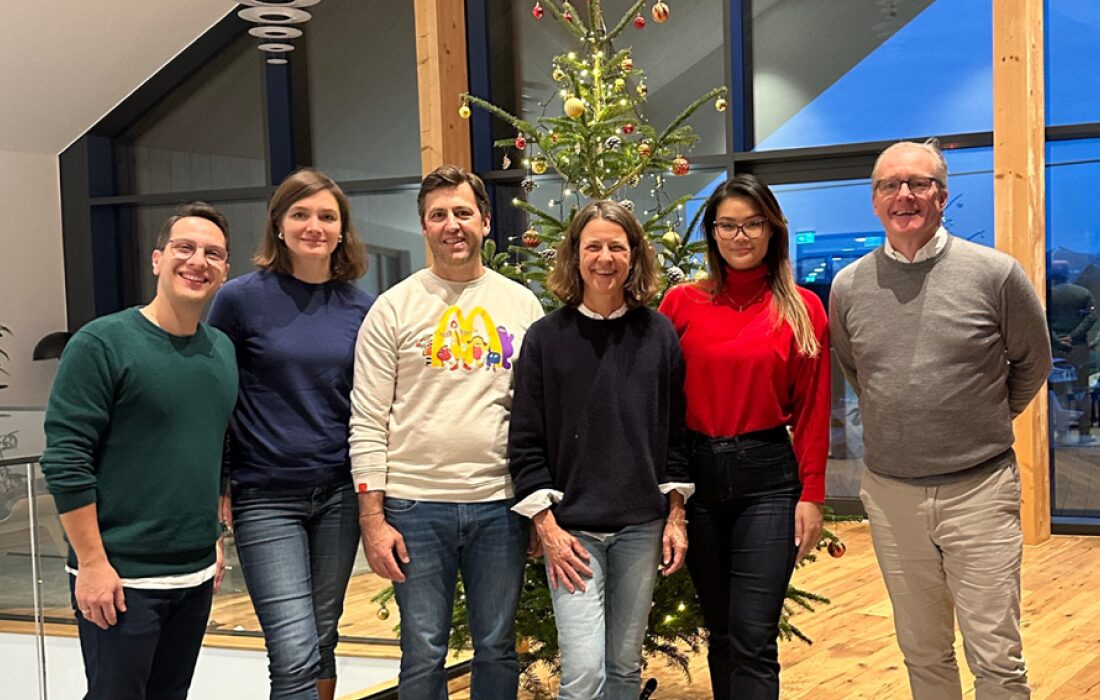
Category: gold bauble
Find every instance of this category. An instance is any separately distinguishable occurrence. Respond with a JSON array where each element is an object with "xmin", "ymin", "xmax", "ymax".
[
  {"xmin": 531, "ymin": 156, "xmax": 549, "ymax": 175},
  {"xmin": 715, "ymin": 97, "xmax": 728, "ymax": 112},
  {"xmin": 636, "ymin": 82, "xmax": 648, "ymax": 98},
  {"xmin": 377, "ymin": 606, "xmax": 391, "ymax": 620},
  {"xmin": 652, "ymin": 1, "xmax": 670, "ymax": 23},
  {"xmin": 564, "ymin": 96, "xmax": 586, "ymax": 119},
  {"xmin": 552, "ymin": 67, "xmax": 565, "ymax": 82},
  {"xmin": 458, "ymin": 104, "xmax": 471, "ymax": 119}
]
